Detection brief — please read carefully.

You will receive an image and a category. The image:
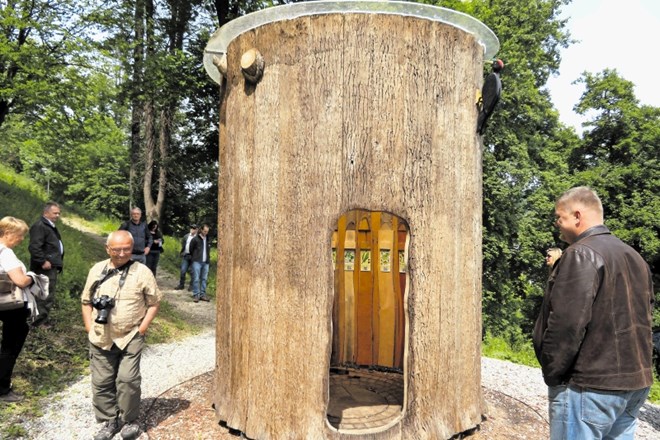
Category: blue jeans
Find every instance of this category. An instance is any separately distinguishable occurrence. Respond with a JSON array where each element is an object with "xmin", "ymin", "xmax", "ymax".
[
  {"xmin": 548, "ymin": 384, "xmax": 650, "ymax": 440},
  {"xmin": 131, "ymin": 253, "xmax": 146, "ymax": 265},
  {"xmin": 191, "ymin": 261, "xmax": 209, "ymax": 298},
  {"xmin": 178, "ymin": 255, "xmax": 192, "ymax": 287}
]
